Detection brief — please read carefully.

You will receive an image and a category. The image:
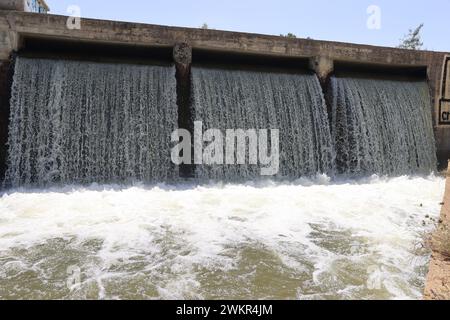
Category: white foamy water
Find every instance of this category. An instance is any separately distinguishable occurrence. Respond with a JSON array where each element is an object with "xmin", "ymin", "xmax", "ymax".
[{"xmin": 0, "ymin": 176, "xmax": 444, "ymax": 300}]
